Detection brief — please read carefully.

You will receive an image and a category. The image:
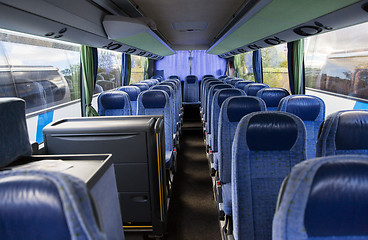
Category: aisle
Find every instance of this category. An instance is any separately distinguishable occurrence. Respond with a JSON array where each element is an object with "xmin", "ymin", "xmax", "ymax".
[{"xmin": 165, "ymin": 107, "xmax": 221, "ymax": 240}]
